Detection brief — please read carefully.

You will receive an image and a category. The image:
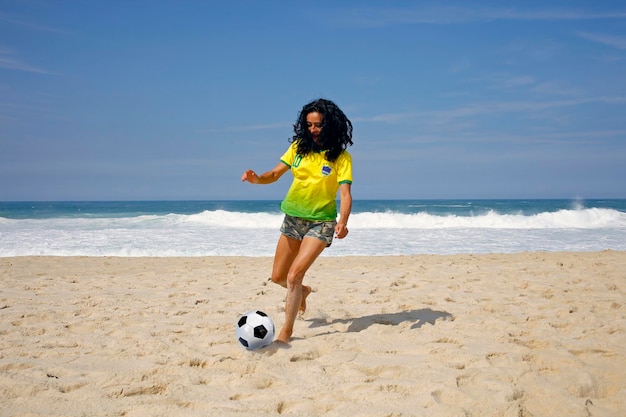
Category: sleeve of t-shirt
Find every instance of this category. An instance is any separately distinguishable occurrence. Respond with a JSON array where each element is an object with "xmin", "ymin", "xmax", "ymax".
[
  {"xmin": 280, "ymin": 144, "xmax": 296, "ymax": 167},
  {"xmin": 336, "ymin": 151, "xmax": 353, "ymax": 184}
]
